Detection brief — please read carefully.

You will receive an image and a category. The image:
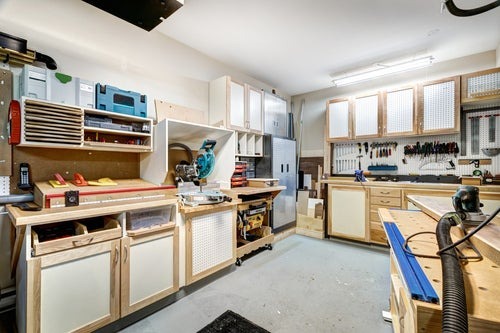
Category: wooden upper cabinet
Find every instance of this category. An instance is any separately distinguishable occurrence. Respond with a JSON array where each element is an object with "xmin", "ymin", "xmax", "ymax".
[
  {"xmin": 209, "ymin": 76, "xmax": 263, "ymax": 135},
  {"xmin": 461, "ymin": 67, "xmax": 500, "ymax": 105},
  {"xmin": 417, "ymin": 76, "xmax": 460, "ymax": 135},
  {"xmin": 353, "ymin": 92, "xmax": 381, "ymax": 139},
  {"xmin": 383, "ymin": 86, "xmax": 417, "ymax": 137},
  {"xmin": 327, "ymin": 98, "xmax": 352, "ymax": 141}
]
